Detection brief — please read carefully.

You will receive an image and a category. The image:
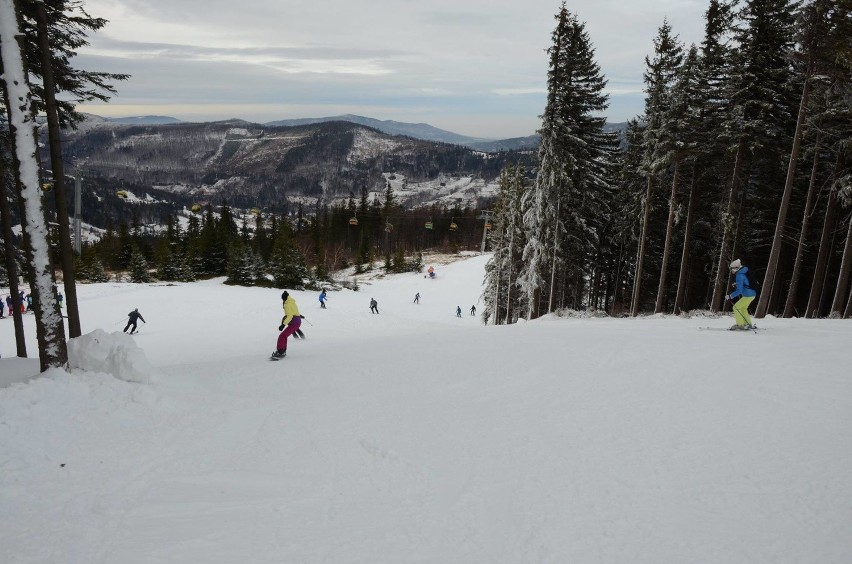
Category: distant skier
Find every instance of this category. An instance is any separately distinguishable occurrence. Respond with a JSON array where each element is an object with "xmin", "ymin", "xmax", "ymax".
[
  {"xmin": 319, "ymin": 289, "xmax": 327, "ymax": 309},
  {"xmin": 26, "ymin": 293, "xmax": 33, "ymax": 312},
  {"xmin": 123, "ymin": 308, "xmax": 146, "ymax": 334},
  {"xmin": 57, "ymin": 291, "xmax": 64, "ymax": 309},
  {"xmin": 19, "ymin": 290, "xmax": 25, "ymax": 313},
  {"xmin": 470, "ymin": 305, "xmax": 476, "ymax": 316},
  {"xmin": 456, "ymin": 306, "xmax": 462, "ymax": 318},
  {"xmin": 272, "ymin": 291, "xmax": 301, "ymax": 359},
  {"xmin": 727, "ymin": 258, "xmax": 758, "ymax": 330},
  {"xmin": 5, "ymin": 295, "xmax": 12, "ymax": 316},
  {"xmin": 413, "ymin": 292, "xmax": 420, "ymax": 304},
  {"xmin": 370, "ymin": 298, "xmax": 379, "ymax": 314}
]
